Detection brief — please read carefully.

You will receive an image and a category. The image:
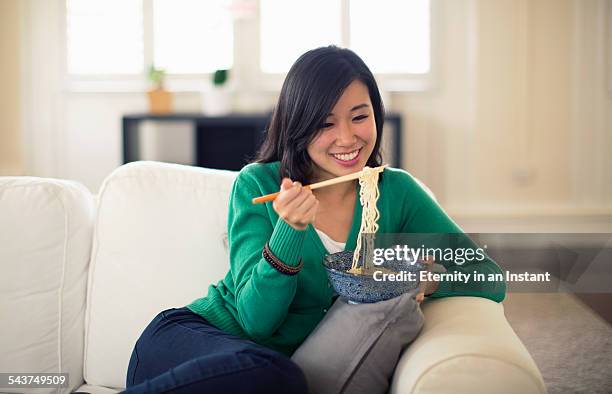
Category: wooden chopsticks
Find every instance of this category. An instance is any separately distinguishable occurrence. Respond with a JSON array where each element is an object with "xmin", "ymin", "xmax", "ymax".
[{"xmin": 251, "ymin": 164, "xmax": 387, "ymax": 204}]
